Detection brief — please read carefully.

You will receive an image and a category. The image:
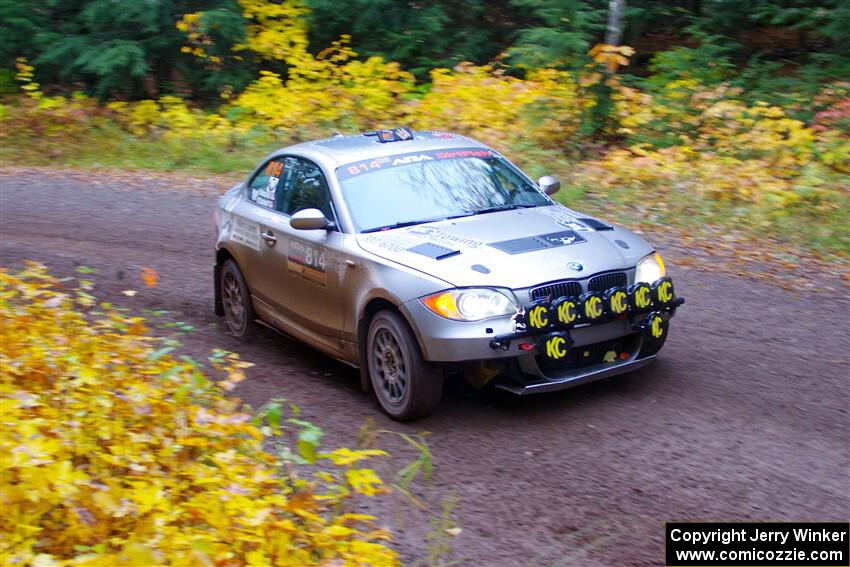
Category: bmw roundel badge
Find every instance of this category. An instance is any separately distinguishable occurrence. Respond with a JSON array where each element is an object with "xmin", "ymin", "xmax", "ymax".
[{"xmin": 567, "ymin": 261, "xmax": 584, "ymax": 271}]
